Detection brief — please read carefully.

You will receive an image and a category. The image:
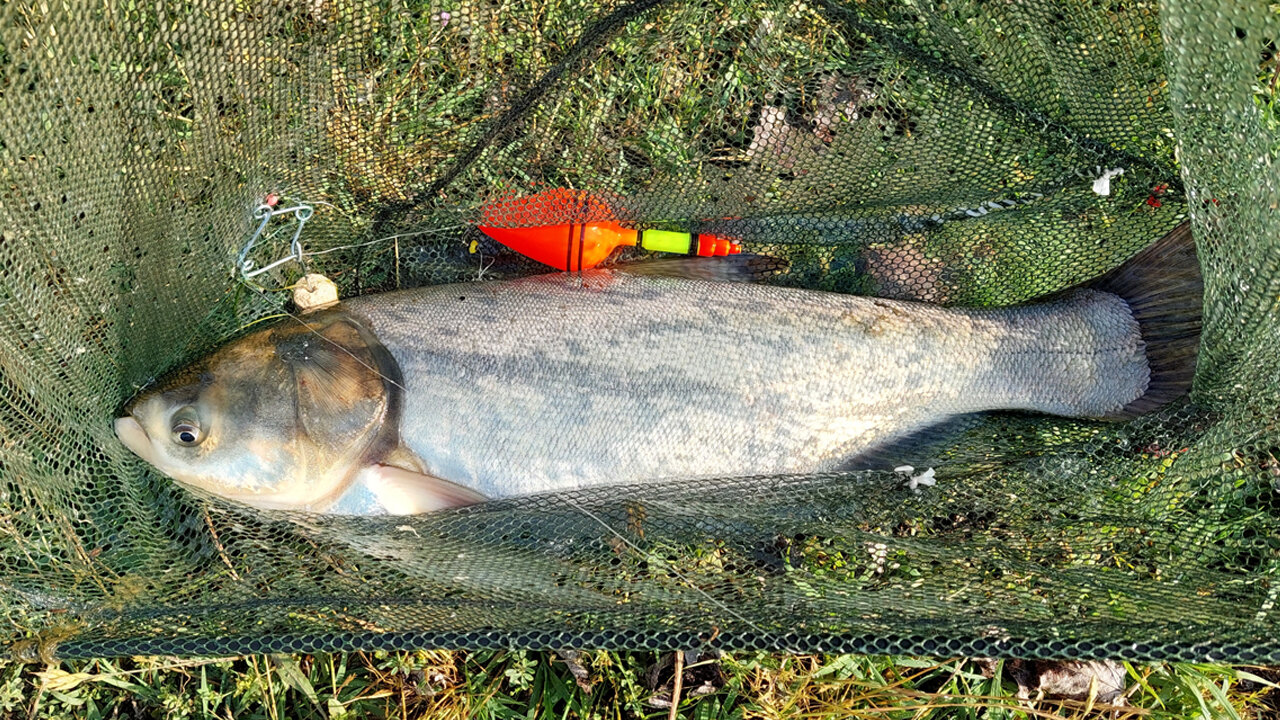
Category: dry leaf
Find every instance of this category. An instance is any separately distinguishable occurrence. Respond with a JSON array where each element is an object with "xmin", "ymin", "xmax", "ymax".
[{"xmin": 33, "ymin": 667, "xmax": 94, "ymax": 693}]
